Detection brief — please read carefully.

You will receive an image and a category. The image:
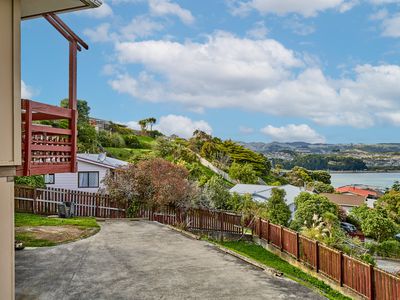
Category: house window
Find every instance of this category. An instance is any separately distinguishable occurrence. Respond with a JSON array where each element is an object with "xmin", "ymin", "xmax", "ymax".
[
  {"xmin": 44, "ymin": 174, "xmax": 55, "ymax": 184},
  {"xmin": 78, "ymin": 172, "xmax": 99, "ymax": 188}
]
